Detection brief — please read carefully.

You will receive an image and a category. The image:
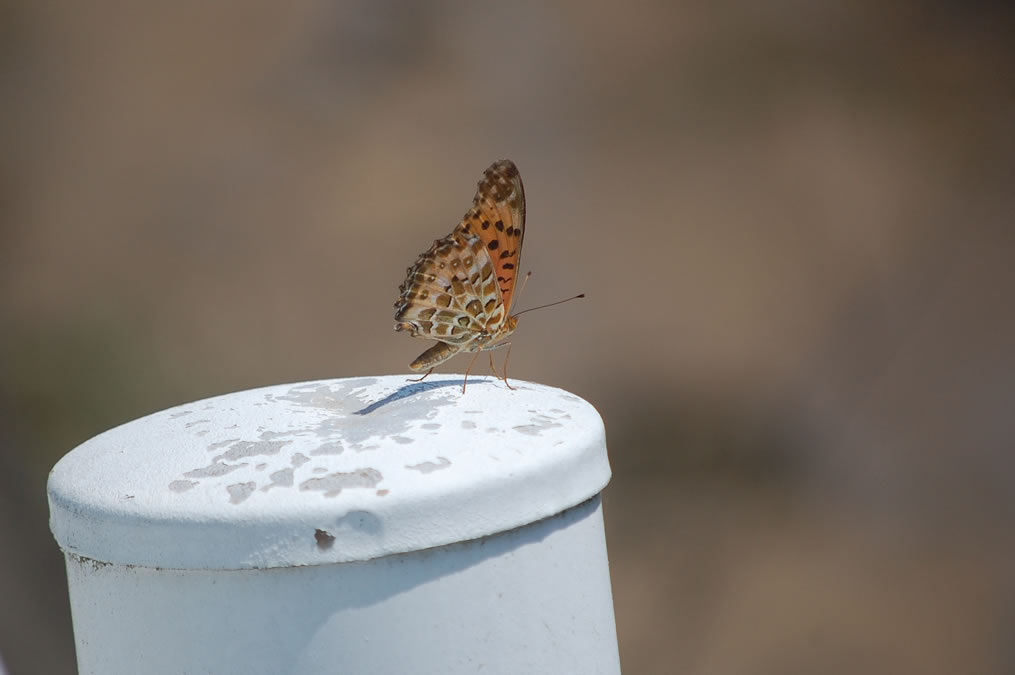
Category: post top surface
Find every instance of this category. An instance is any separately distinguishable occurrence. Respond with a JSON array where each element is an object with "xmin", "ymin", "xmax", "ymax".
[{"xmin": 48, "ymin": 376, "xmax": 610, "ymax": 569}]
